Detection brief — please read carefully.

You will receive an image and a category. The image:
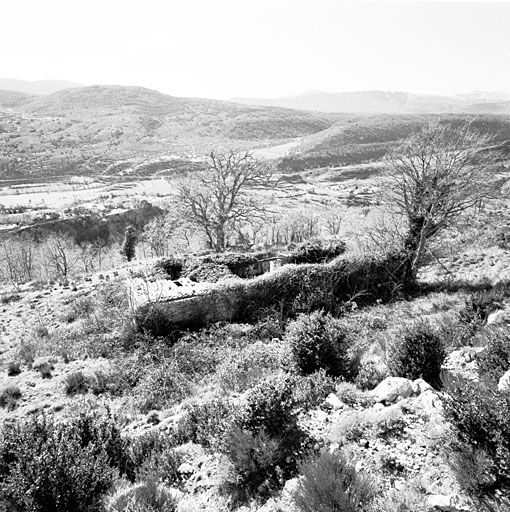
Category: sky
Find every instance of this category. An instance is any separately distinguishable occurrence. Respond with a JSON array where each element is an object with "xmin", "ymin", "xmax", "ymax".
[{"xmin": 1, "ymin": 0, "xmax": 510, "ymax": 99}]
